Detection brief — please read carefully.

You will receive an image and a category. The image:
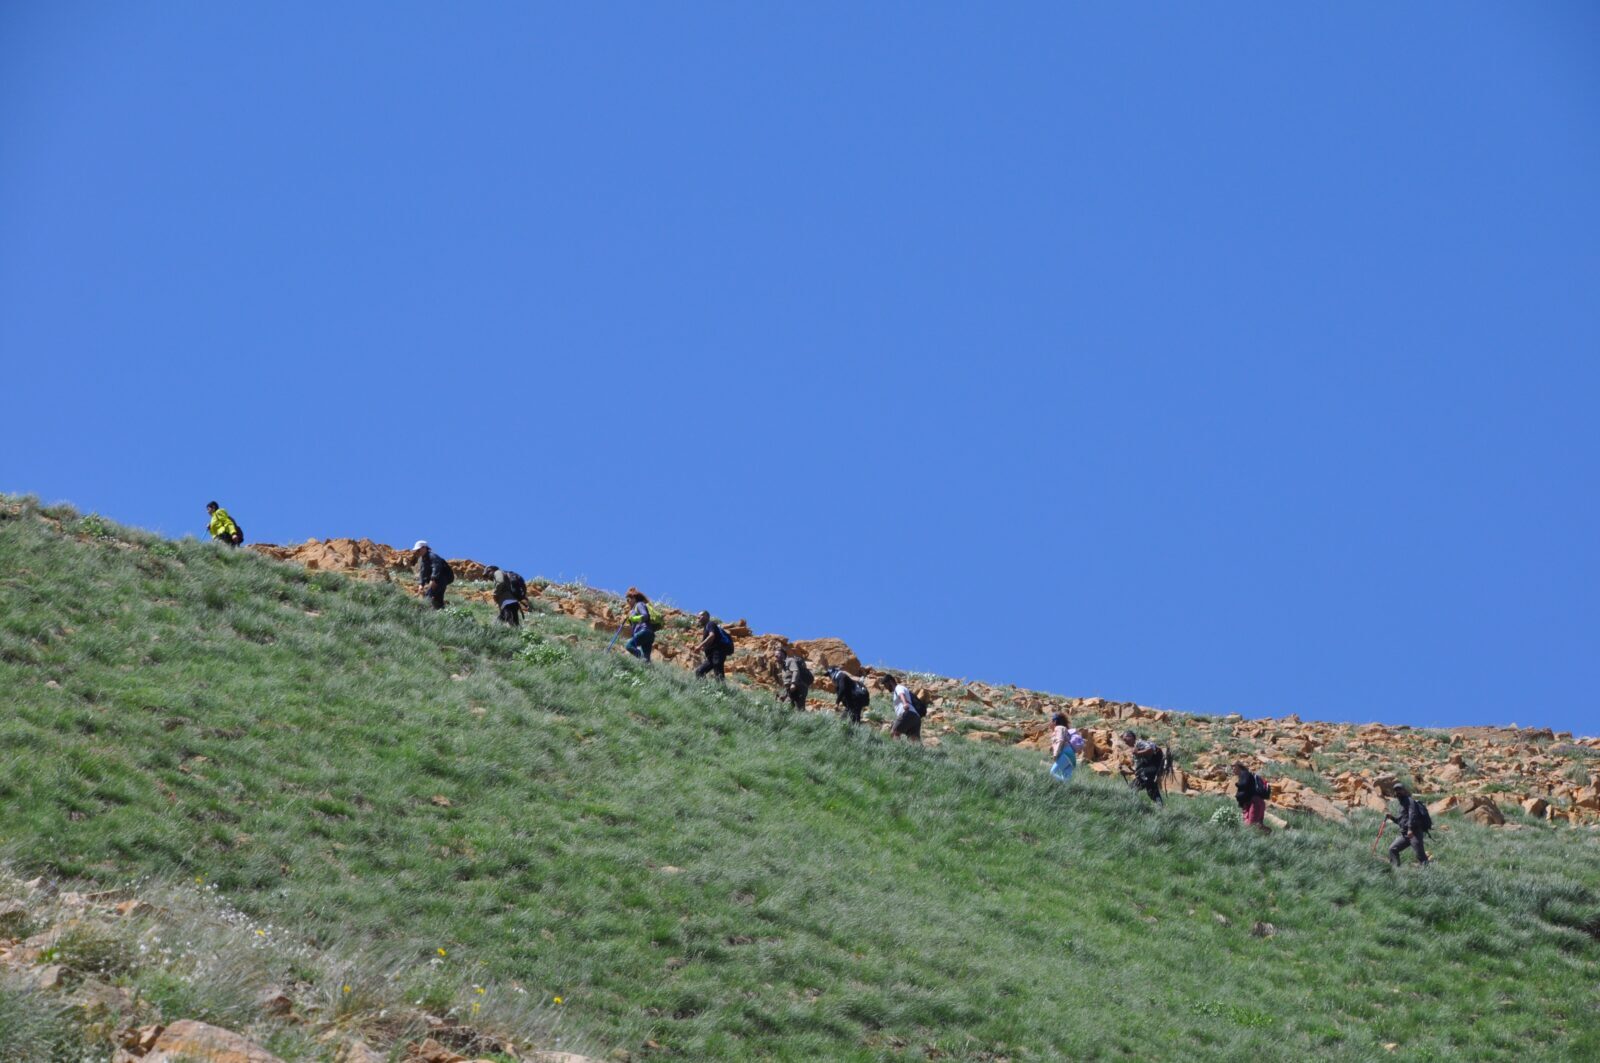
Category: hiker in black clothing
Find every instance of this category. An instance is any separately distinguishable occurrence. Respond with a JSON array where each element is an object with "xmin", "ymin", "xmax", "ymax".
[
  {"xmin": 1123, "ymin": 730, "xmax": 1166, "ymax": 804},
  {"xmin": 1386, "ymin": 783, "xmax": 1432, "ymax": 866},
  {"xmin": 825, "ymin": 666, "xmax": 870, "ymax": 724},
  {"xmin": 694, "ymin": 611, "xmax": 731, "ymax": 680},
  {"xmin": 414, "ymin": 541, "xmax": 453, "ymax": 610},
  {"xmin": 775, "ymin": 647, "xmax": 812, "ymax": 711},
  {"xmin": 485, "ymin": 565, "xmax": 528, "ymax": 627},
  {"xmin": 1233, "ymin": 761, "xmax": 1270, "ymax": 832}
]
